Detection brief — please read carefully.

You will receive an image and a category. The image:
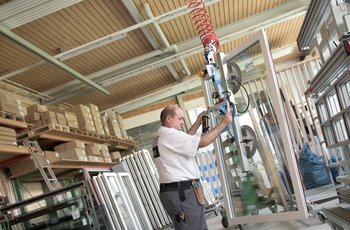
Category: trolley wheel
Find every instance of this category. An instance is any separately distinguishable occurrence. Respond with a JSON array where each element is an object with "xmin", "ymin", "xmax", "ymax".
[
  {"xmin": 221, "ymin": 216, "xmax": 229, "ymax": 228},
  {"xmin": 317, "ymin": 212, "xmax": 327, "ymax": 223},
  {"xmin": 237, "ymin": 224, "xmax": 243, "ymax": 230},
  {"xmin": 269, "ymin": 204, "xmax": 278, "ymax": 213}
]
